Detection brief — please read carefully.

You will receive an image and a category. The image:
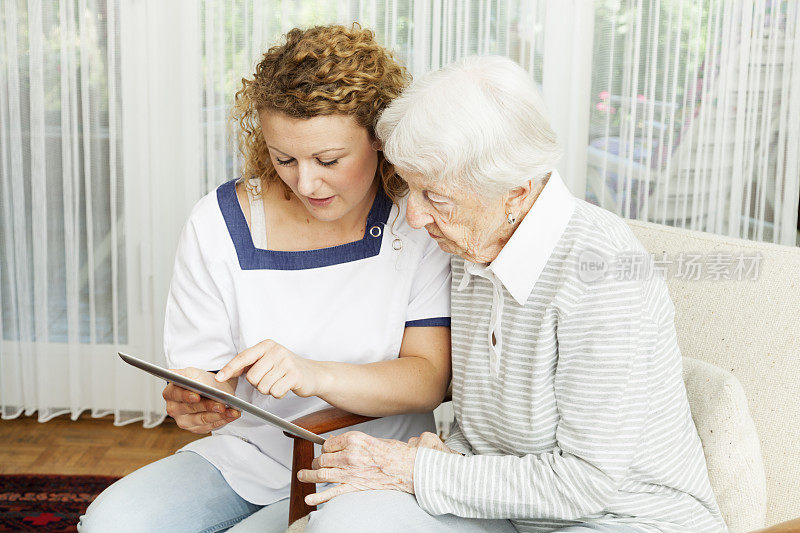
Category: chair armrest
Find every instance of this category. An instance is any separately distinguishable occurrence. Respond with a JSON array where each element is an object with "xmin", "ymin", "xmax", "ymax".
[
  {"xmin": 282, "ymin": 398, "xmax": 450, "ymax": 525},
  {"xmin": 282, "ymin": 407, "xmax": 381, "ymax": 525},
  {"xmin": 751, "ymin": 518, "xmax": 800, "ymax": 533},
  {"xmin": 287, "ymin": 406, "xmax": 377, "ymax": 436}
]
